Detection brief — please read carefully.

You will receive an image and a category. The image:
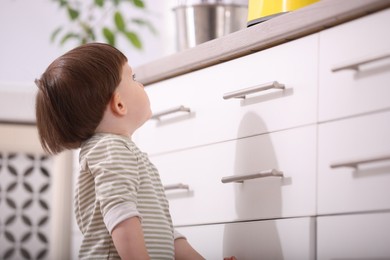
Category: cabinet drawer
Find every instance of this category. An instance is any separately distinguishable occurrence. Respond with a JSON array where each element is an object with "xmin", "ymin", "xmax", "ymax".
[
  {"xmin": 317, "ymin": 212, "xmax": 390, "ymax": 260},
  {"xmin": 177, "ymin": 217, "xmax": 315, "ymax": 260},
  {"xmin": 318, "ymin": 8, "xmax": 390, "ymax": 122},
  {"xmin": 317, "ymin": 111, "xmax": 390, "ymax": 215},
  {"xmin": 135, "ymin": 35, "xmax": 318, "ymax": 154},
  {"xmin": 152, "ymin": 125, "xmax": 316, "ymax": 226}
]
